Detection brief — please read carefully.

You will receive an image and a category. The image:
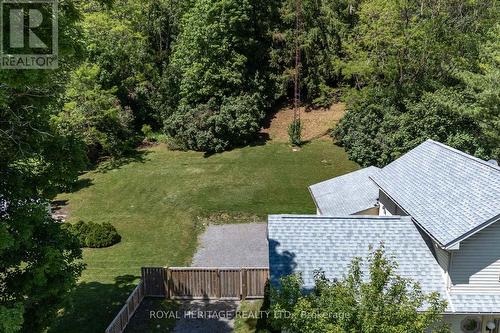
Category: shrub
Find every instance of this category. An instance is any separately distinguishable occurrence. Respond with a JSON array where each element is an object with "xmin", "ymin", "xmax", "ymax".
[
  {"xmin": 141, "ymin": 124, "xmax": 154, "ymax": 141},
  {"xmin": 288, "ymin": 119, "xmax": 302, "ymax": 146},
  {"xmin": 64, "ymin": 221, "xmax": 121, "ymax": 248},
  {"xmin": 165, "ymin": 94, "xmax": 265, "ymax": 152},
  {"xmin": 85, "ymin": 222, "xmax": 121, "ymax": 248}
]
